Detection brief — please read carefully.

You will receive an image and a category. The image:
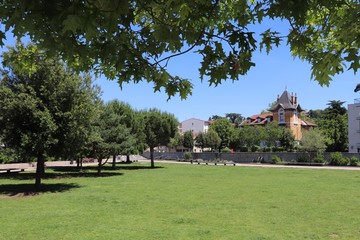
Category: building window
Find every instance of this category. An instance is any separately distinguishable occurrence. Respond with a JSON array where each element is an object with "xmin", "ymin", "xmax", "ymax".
[
  {"xmin": 294, "ymin": 110, "xmax": 298, "ymax": 125},
  {"xmin": 278, "ymin": 108, "xmax": 285, "ymax": 124}
]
